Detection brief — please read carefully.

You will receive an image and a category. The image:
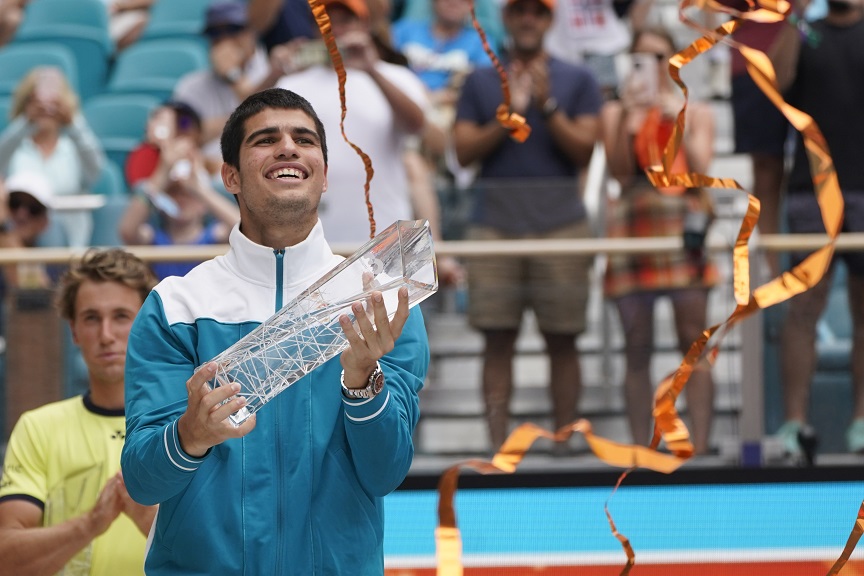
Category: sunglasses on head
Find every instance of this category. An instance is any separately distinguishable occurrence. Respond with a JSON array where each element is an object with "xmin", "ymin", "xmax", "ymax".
[{"xmin": 9, "ymin": 193, "xmax": 47, "ymax": 217}]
